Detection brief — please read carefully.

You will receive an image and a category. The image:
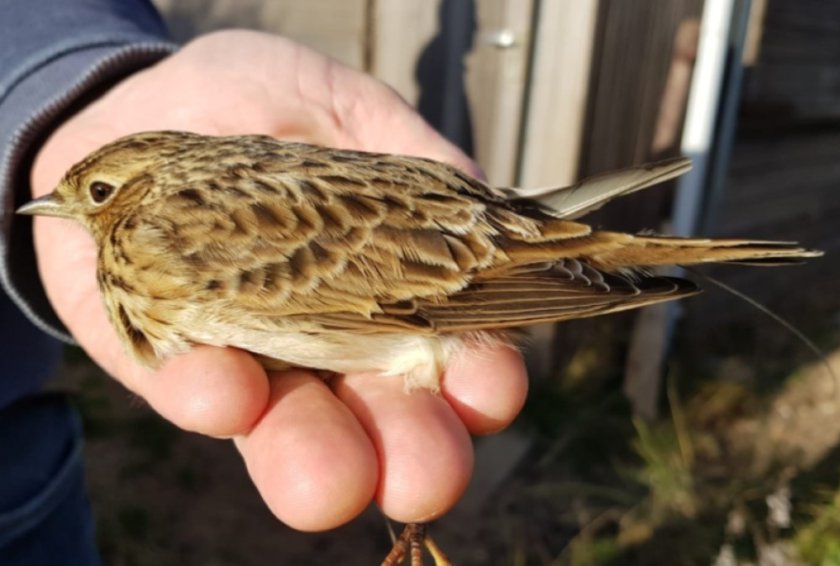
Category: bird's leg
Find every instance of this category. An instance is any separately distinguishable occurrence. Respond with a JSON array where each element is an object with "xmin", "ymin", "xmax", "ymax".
[{"xmin": 381, "ymin": 522, "xmax": 452, "ymax": 566}]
